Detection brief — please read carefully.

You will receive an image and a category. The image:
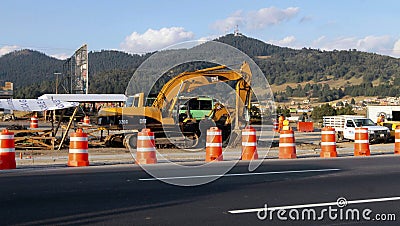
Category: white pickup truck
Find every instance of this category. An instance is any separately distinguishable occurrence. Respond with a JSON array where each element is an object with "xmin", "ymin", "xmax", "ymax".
[{"xmin": 323, "ymin": 115, "xmax": 390, "ymax": 143}]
